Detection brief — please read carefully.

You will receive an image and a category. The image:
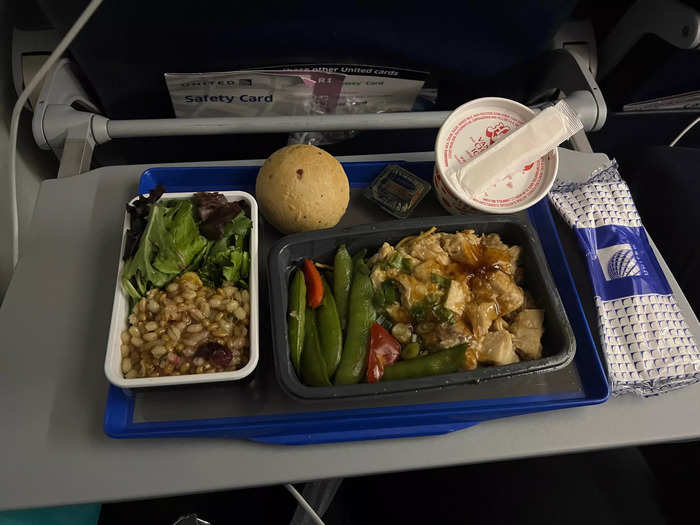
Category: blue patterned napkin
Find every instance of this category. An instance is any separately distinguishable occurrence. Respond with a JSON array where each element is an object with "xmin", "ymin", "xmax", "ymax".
[{"xmin": 549, "ymin": 161, "xmax": 699, "ymax": 396}]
